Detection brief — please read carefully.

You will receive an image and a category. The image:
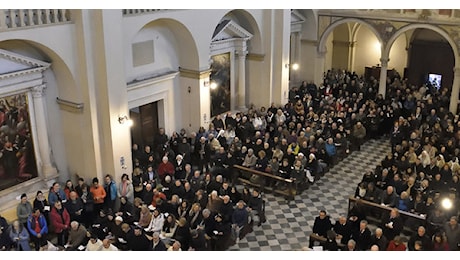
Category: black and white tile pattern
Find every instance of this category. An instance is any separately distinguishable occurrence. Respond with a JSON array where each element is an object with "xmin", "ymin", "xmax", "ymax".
[{"xmin": 228, "ymin": 137, "xmax": 391, "ymax": 251}]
